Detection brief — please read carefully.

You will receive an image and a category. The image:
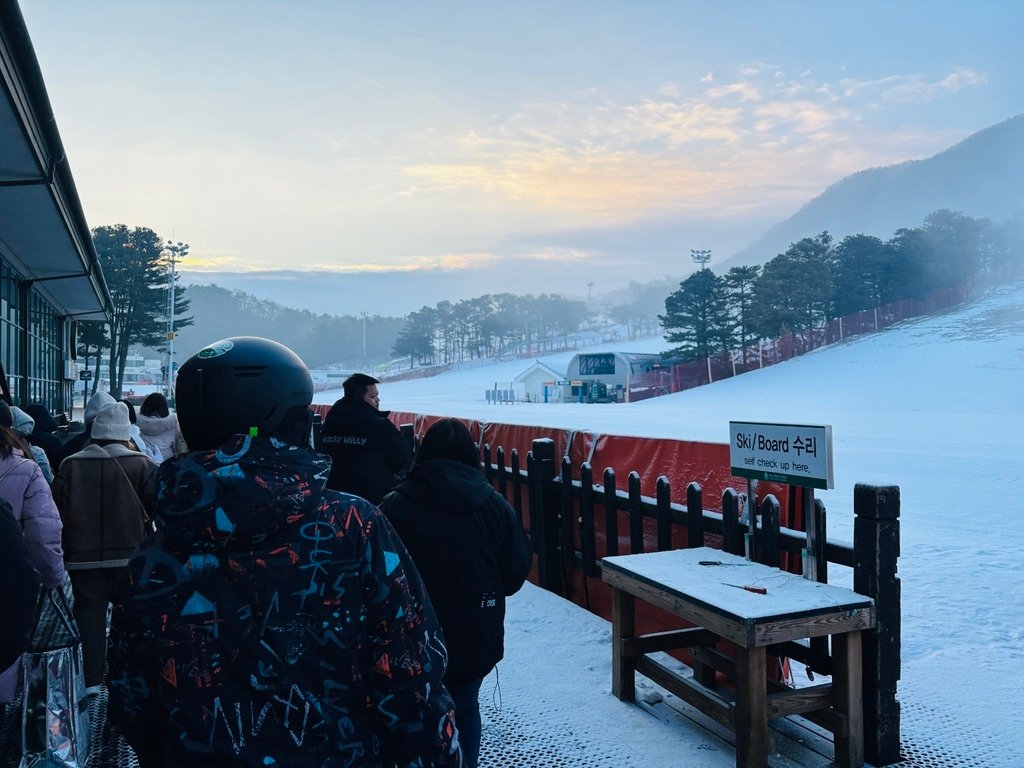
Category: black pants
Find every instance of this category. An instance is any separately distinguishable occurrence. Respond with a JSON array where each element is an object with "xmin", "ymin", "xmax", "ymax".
[{"xmin": 69, "ymin": 568, "xmax": 124, "ymax": 687}]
